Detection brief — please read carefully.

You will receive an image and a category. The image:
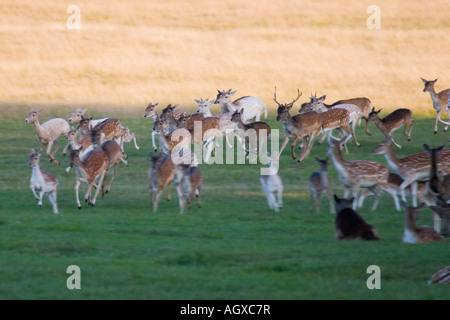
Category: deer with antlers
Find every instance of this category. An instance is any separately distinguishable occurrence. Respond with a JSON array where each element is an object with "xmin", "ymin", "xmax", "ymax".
[
  {"xmin": 421, "ymin": 78, "xmax": 450, "ymax": 133},
  {"xmin": 274, "ymin": 88, "xmax": 358, "ymax": 163}
]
